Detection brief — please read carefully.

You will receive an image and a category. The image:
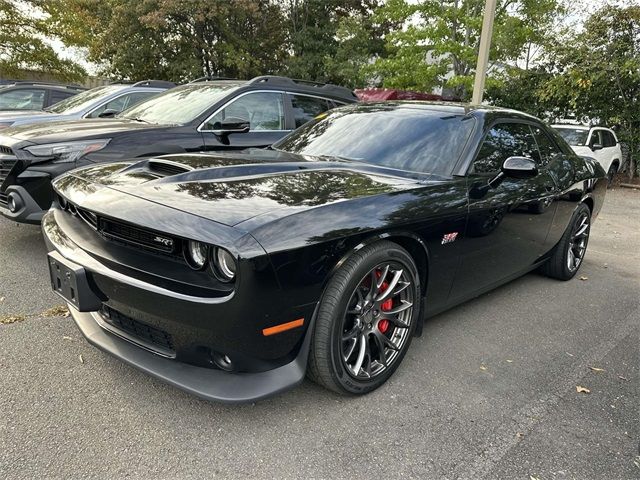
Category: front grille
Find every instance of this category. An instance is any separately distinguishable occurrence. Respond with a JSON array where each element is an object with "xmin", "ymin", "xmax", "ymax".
[
  {"xmin": 99, "ymin": 217, "xmax": 178, "ymax": 254},
  {"xmin": 0, "ymin": 157, "xmax": 18, "ymax": 191},
  {"xmin": 100, "ymin": 304, "xmax": 175, "ymax": 353}
]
